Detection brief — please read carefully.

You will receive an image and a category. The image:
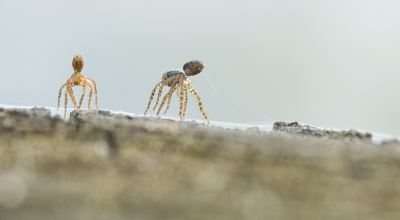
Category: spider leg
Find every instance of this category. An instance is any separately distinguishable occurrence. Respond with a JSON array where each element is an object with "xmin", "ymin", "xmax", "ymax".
[
  {"xmin": 153, "ymin": 84, "xmax": 165, "ymax": 111},
  {"xmin": 176, "ymin": 85, "xmax": 180, "ymax": 98},
  {"xmin": 163, "ymin": 85, "xmax": 178, "ymax": 114},
  {"xmin": 57, "ymin": 83, "xmax": 67, "ymax": 111},
  {"xmin": 157, "ymin": 85, "xmax": 176, "ymax": 116},
  {"xmin": 66, "ymin": 80, "xmax": 78, "ymax": 109},
  {"xmin": 152, "ymin": 74, "xmax": 172, "ymax": 111},
  {"xmin": 162, "ymin": 73, "xmax": 167, "ymax": 81},
  {"xmin": 86, "ymin": 78, "xmax": 98, "ymax": 109},
  {"xmin": 64, "ymin": 88, "xmax": 68, "ymax": 118},
  {"xmin": 145, "ymin": 82, "xmax": 163, "ymax": 115},
  {"xmin": 85, "ymin": 82, "xmax": 93, "ymax": 109},
  {"xmin": 78, "ymin": 83, "xmax": 86, "ymax": 109},
  {"xmin": 182, "ymin": 84, "xmax": 188, "ymax": 120},
  {"xmin": 186, "ymin": 81, "xmax": 210, "ymax": 124},
  {"xmin": 164, "ymin": 75, "xmax": 182, "ymax": 115},
  {"xmin": 179, "ymin": 84, "xmax": 184, "ymax": 120}
]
